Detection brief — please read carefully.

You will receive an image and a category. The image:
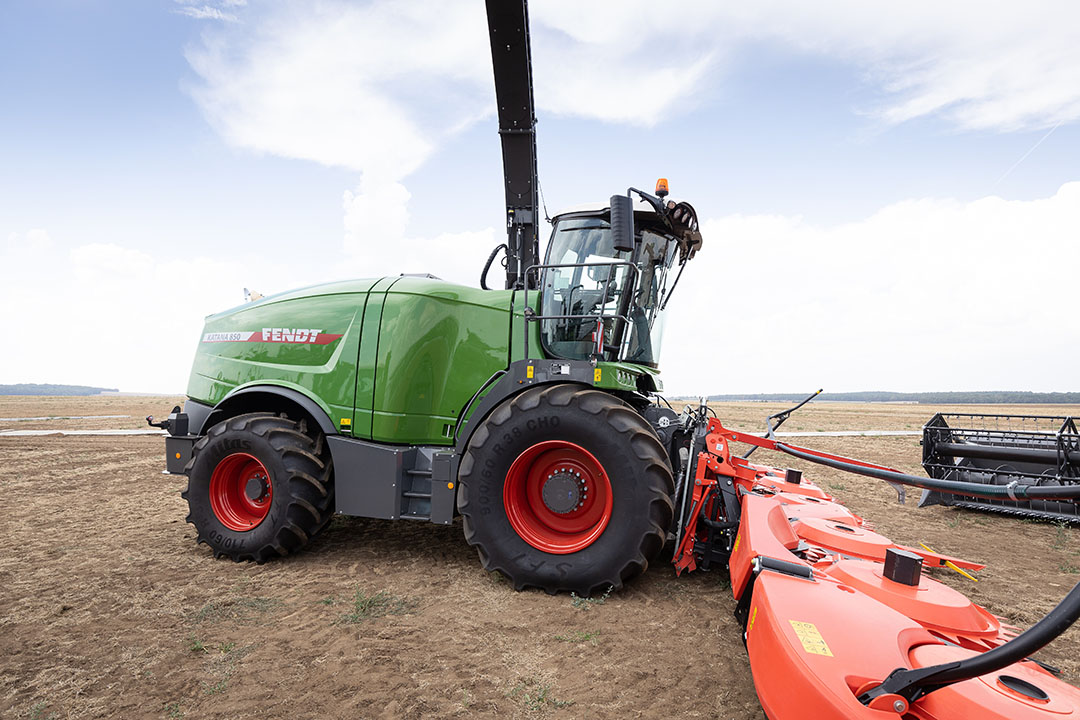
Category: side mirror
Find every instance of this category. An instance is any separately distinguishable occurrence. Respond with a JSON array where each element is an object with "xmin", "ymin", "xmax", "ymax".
[{"xmin": 609, "ymin": 194, "xmax": 635, "ymax": 253}]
